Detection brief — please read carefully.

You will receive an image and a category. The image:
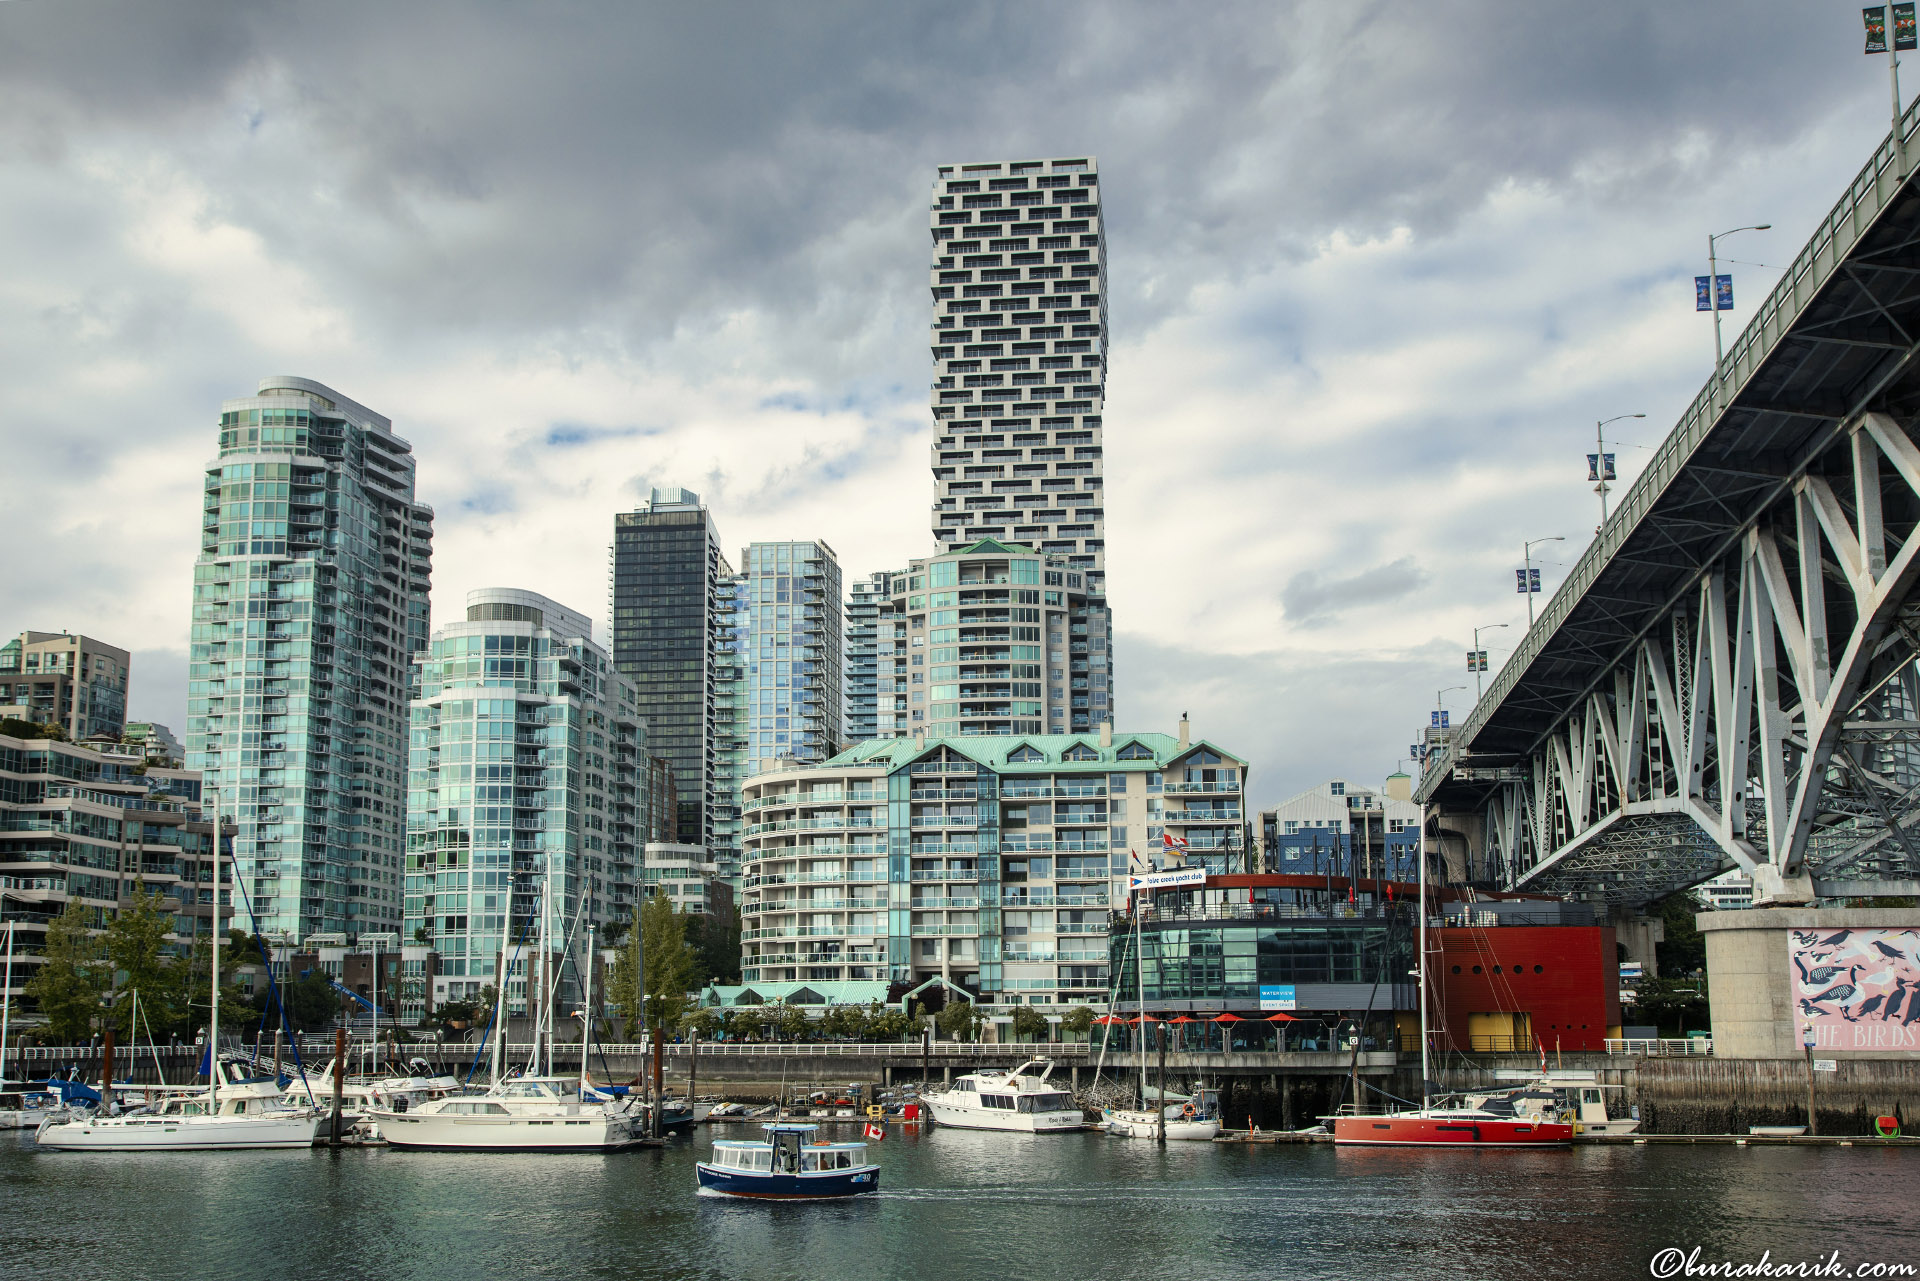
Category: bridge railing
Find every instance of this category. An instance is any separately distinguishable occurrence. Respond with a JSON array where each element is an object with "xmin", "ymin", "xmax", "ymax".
[{"xmin": 1430, "ymin": 94, "xmax": 1920, "ymax": 789}]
